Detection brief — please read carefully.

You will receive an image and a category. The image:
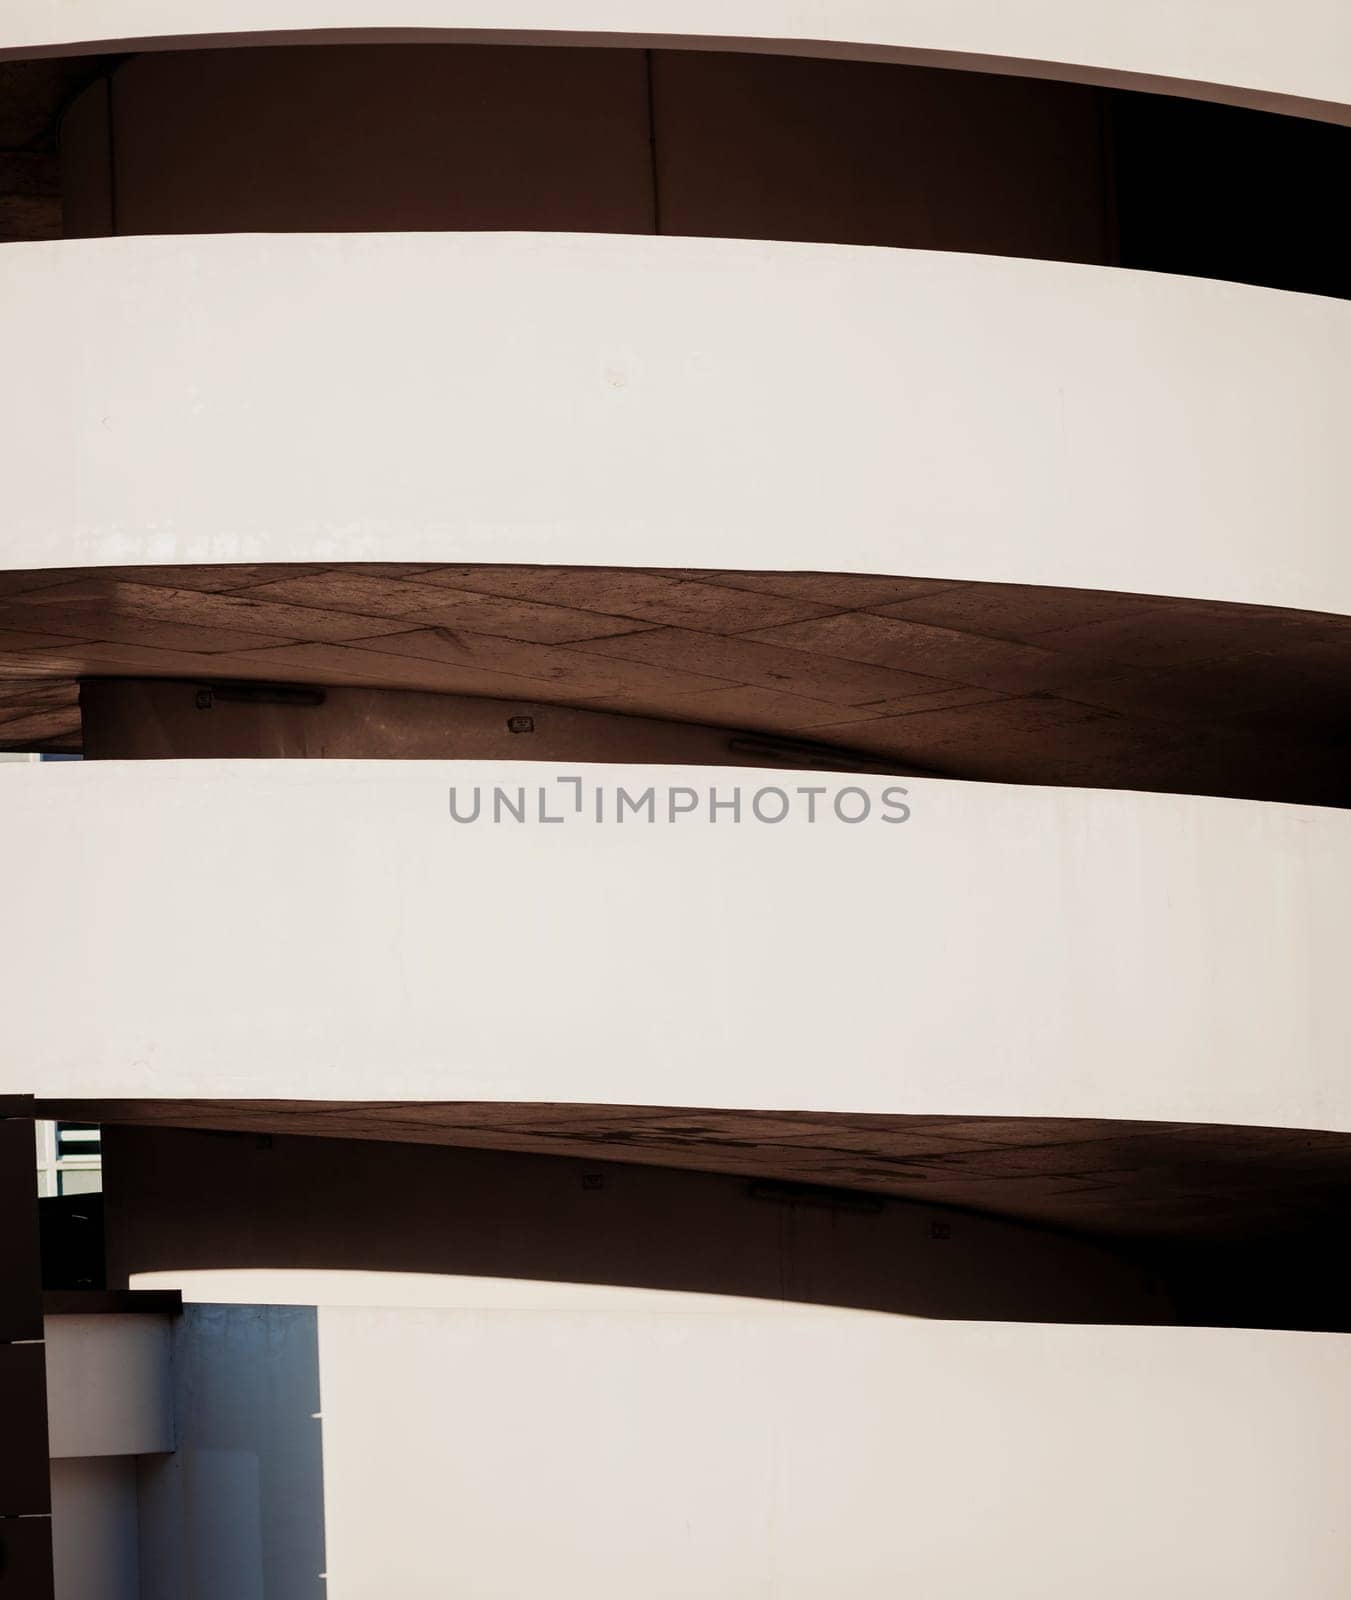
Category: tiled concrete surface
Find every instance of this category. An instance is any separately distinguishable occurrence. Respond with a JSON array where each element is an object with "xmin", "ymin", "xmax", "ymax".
[
  {"xmin": 45, "ymin": 1098, "xmax": 1351, "ymax": 1241},
  {"xmin": 1, "ymin": 562, "xmax": 1347, "ymax": 805}
]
